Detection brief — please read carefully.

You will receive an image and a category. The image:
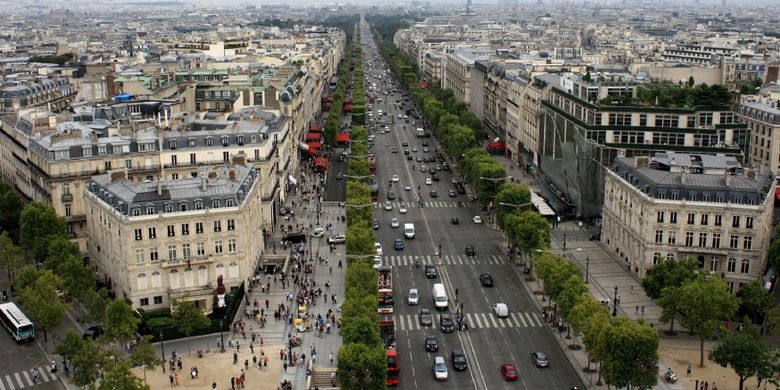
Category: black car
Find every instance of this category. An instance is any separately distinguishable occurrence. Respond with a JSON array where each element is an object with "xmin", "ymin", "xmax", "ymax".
[
  {"xmin": 402, "ymin": 141, "xmax": 409, "ymax": 146},
  {"xmin": 450, "ymin": 217, "xmax": 459, "ymax": 225},
  {"xmin": 425, "ymin": 335, "xmax": 439, "ymax": 352},
  {"xmin": 373, "ymin": 219, "xmax": 380, "ymax": 230},
  {"xmin": 443, "ymin": 162, "xmax": 450, "ymax": 171},
  {"xmin": 431, "ymin": 173, "xmax": 440, "ymax": 181},
  {"xmin": 429, "ymin": 190, "xmax": 438, "ymax": 198},
  {"xmin": 479, "ymin": 273, "xmax": 494, "ymax": 287},
  {"xmin": 422, "ymin": 141, "xmax": 429, "ymax": 147},
  {"xmin": 448, "ymin": 188, "xmax": 457, "ymax": 197},
  {"xmin": 451, "ymin": 351, "xmax": 468, "ymax": 371},
  {"xmin": 387, "ymin": 191, "xmax": 396, "ymax": 200},
  {"xmin": 440, "ymin": 314, "xmax": 454, "ymax": 333},
  {"xmin": 425, "ymin": 264, "xmax": 437, "ymax": 278},
  {"xmin": 419, "ymin": 309, "xmax": 433, "ymax": 326},
  {"xmin": 456, "ymin": 184, "xmax": 467, "ymax": 194},
  {"xmin": 83, "ymin": 326, "xmax": 103, "ymax": 340},
  {"xmin": 279, "ymin": 207, "xmax": 290, "ymax": 216},
  {"xmin": 531, "ymin": 351, "xmax": 550, "ymax": 368},
  {"xmin": 283, "ymin": 232, "xmax": 307, "ymax": 244},
  {"xmin": 465, "ymin": 245, "xmax": 476, "ymax": 256}
]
